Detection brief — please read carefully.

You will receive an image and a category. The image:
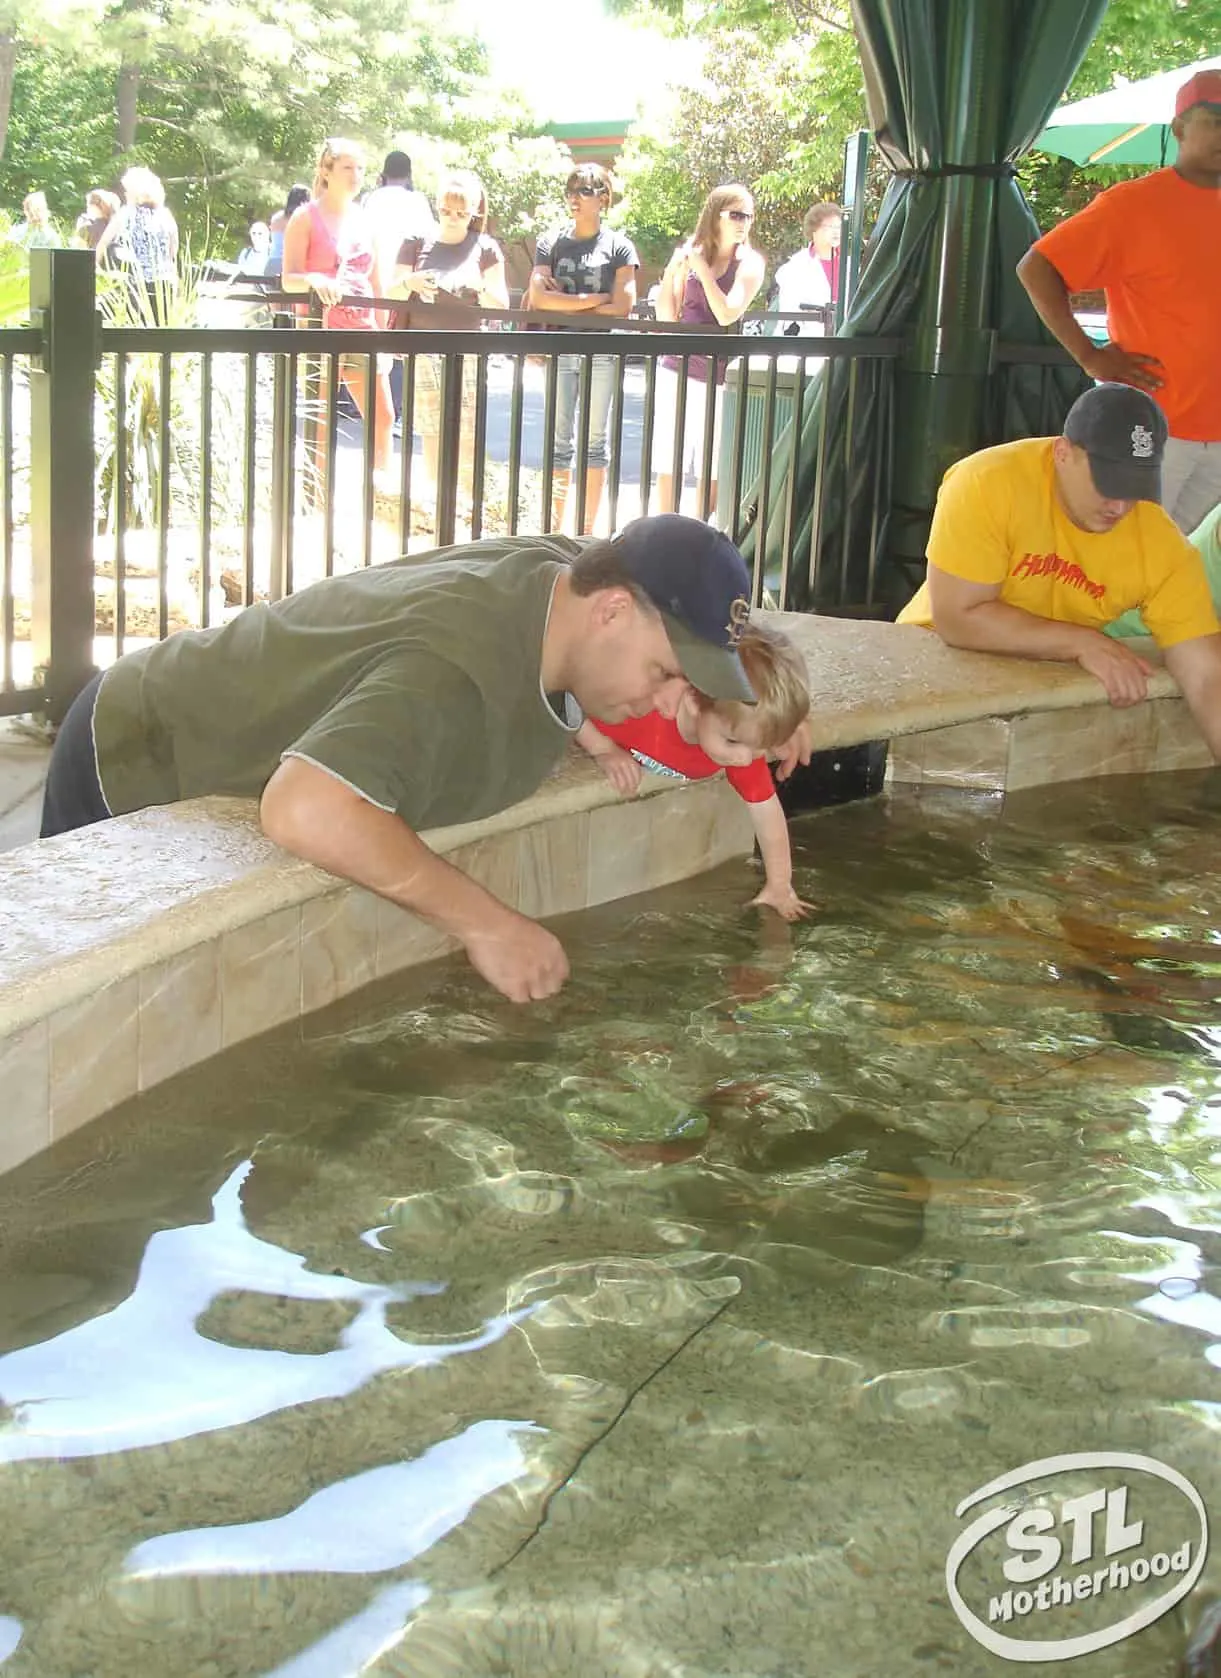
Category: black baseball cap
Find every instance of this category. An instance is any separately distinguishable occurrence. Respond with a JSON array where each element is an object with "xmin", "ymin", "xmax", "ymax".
[
  {"xmin": 1063, "ymin": 383, "xmax": 1168, "ymax": 503},
  {"xmin": 611, "ymin": 514, "xmax": 756, "ymax": 704}
]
